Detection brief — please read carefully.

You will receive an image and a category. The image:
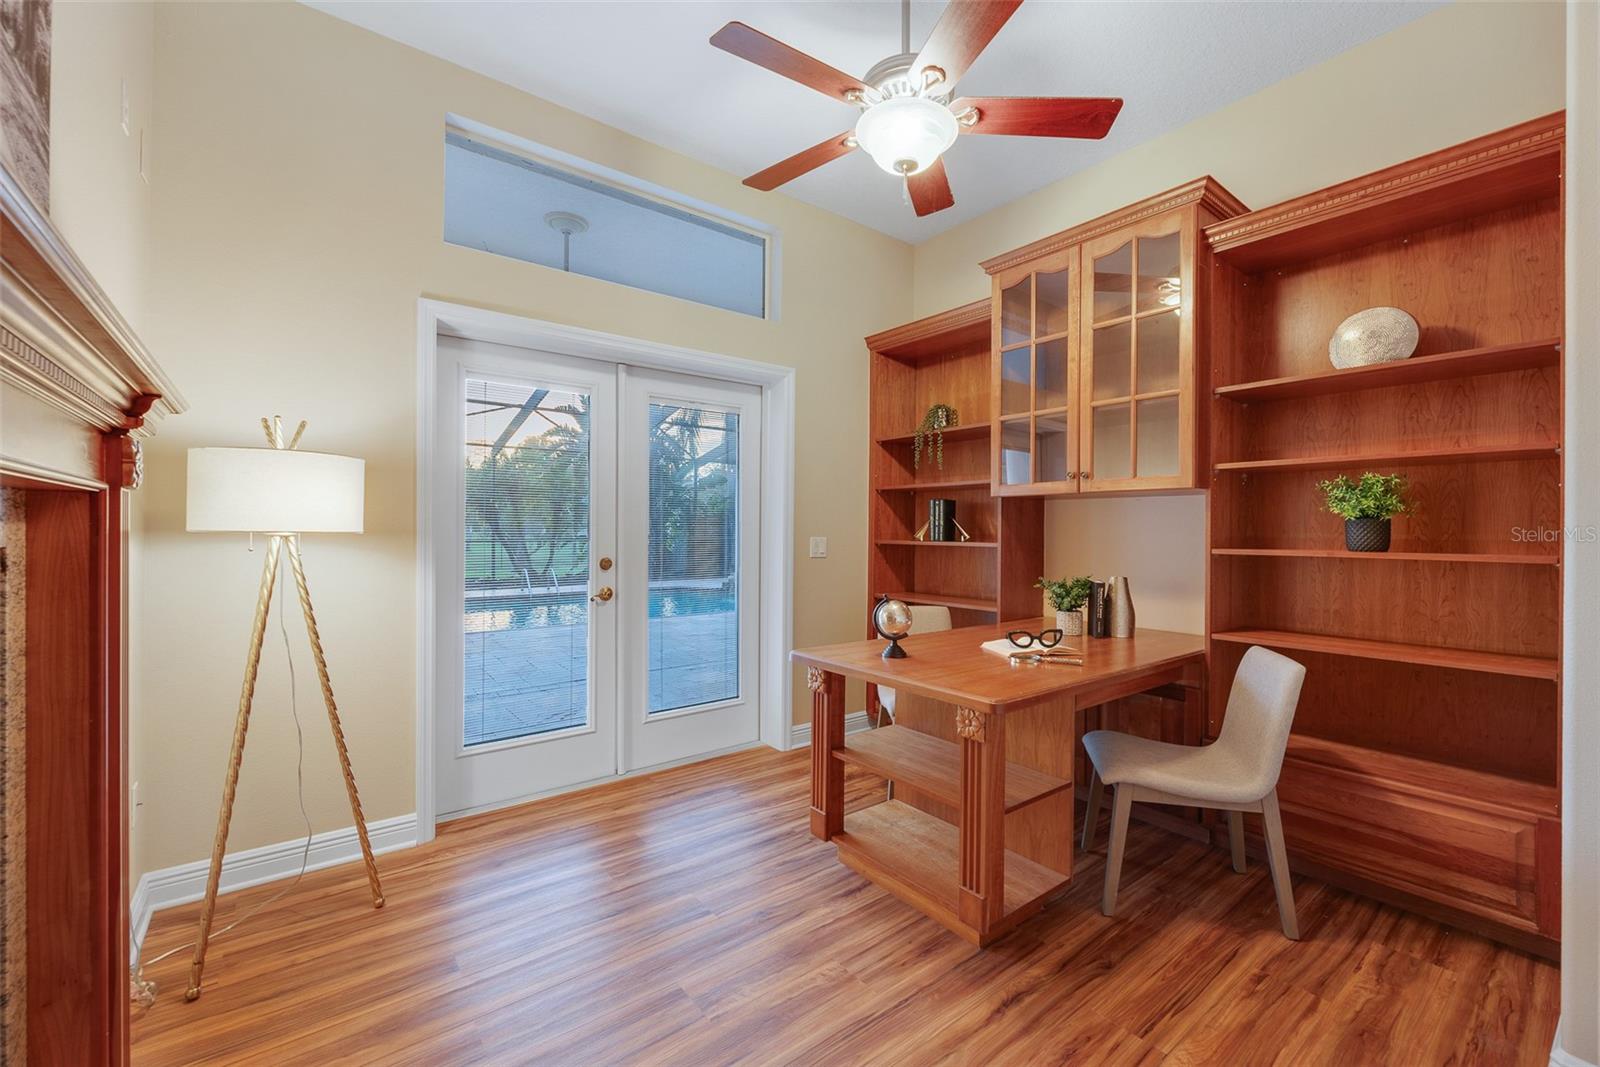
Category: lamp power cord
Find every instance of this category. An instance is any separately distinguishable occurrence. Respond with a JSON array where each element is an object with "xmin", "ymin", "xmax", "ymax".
[{"xmin": 130, "ymin": 564, "xmax": 315, "ymax": 1006}]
